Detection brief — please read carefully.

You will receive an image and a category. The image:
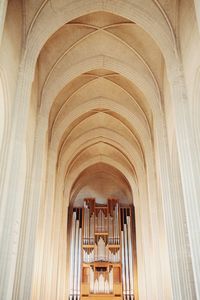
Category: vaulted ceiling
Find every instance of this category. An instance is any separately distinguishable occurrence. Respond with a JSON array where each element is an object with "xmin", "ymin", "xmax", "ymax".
[{"xmin": 31, "ymin": 4, "xmax": 177, "ymax": 206}]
